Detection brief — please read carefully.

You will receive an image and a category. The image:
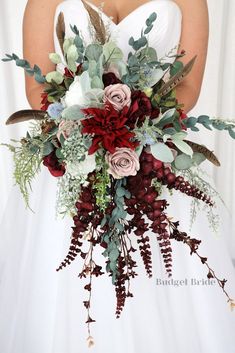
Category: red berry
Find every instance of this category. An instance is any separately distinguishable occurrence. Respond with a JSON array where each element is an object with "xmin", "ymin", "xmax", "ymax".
[
  {"xmin": 166, "ymin": 173, "xmax": 176, "ymax": 184},
  {"xmin": 136, "ymin": 189, "xmax": 147, "ymax": 199},
  {"xmin": 144, "ymin": 193, "xmax": 156, "ymax": 204},
  {"xmin": 145, "ymin": 153, "xmax": 153, "ymax": 162},
  {"xmin": 142, "ymin": 178, "xmax": 151, "ymax": 187},
  {"xmin": 156, "ymin": 168, "xmax": 164, "ymax": 180},
  {"xmin": 152, "ymin": 200, "xmax": 163, "ymax": 210},
  {"xmin": 152, "ymin": 158, "xmax": 163, "ymax": 170},
  {"xmin": 141, "ymin": 162, "xmax": 153, "ymax": 176},
  {"xmin": 153, "ymin": 209, "xmax": 161, "ymax": 217},
  {"xmin": 163, "ymin": 167, "xmax": 171, "ymax": 176}
]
